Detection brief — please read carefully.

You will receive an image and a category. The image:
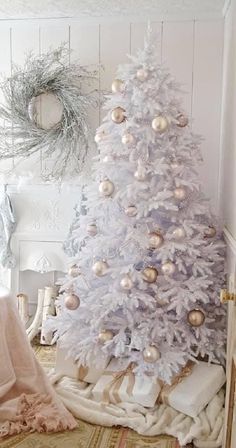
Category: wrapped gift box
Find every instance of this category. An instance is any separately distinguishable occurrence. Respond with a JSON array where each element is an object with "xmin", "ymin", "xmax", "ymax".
[
  {"xmin": 92, "ymin": 358, "xmax": 161, "ymax": 408},
  {"xmin": 55, "ymin": 341, "xmax": 109, "ymax": 384},
  {"xmin": 160, "ymin": 361, "xmax": 226, "ymax": 418}
]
